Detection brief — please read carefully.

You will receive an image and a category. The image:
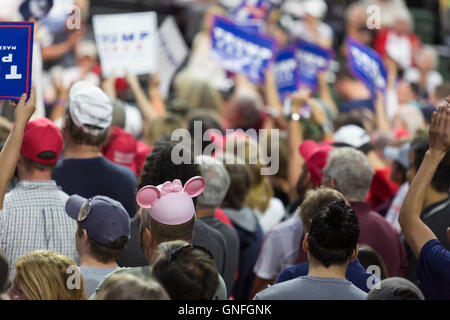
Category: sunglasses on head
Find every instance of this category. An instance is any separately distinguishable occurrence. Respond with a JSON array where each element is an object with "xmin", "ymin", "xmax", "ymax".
[{"xmin": 167, "ymin": 243, "xmax": 213, "ymax": 263}]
